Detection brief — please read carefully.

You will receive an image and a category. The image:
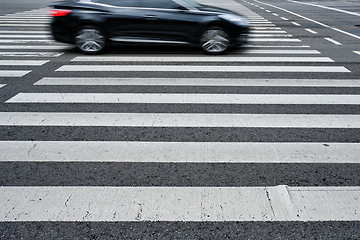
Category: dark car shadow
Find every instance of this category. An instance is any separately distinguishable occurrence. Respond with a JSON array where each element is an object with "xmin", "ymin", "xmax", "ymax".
[{"xmin": 62, "ymin": 42, "xmax": 248, "ymax": 56}]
